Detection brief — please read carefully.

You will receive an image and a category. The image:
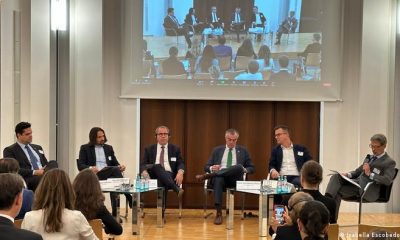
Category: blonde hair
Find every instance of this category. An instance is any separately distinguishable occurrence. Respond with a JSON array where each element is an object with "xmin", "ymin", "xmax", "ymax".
[{"xmin": 288, "ymin": 192, "xmax": 313, "ymax": 224}]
